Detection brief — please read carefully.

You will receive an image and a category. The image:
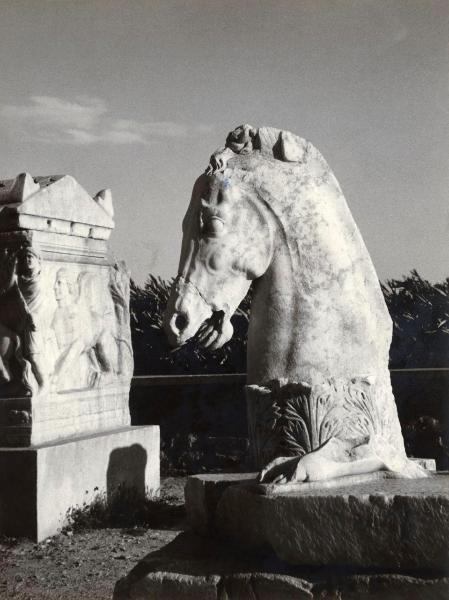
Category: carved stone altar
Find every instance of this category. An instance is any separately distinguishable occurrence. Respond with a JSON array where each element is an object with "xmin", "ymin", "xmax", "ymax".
[
  {"xmin": 0, "ymin": 173, "xmax": 159, "ymax": 541},
  {"xmin": 0, "ymin": 173, "xmax": 132, "ymax": 446}
]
